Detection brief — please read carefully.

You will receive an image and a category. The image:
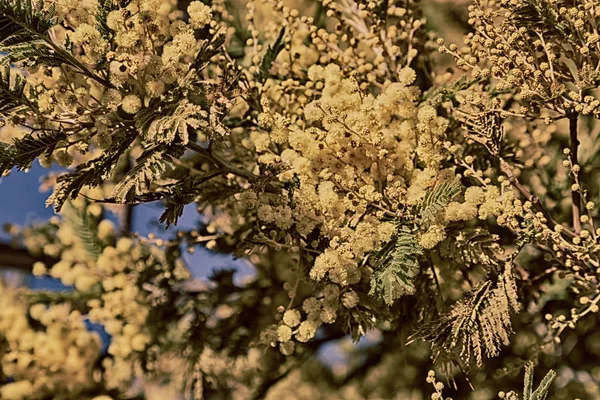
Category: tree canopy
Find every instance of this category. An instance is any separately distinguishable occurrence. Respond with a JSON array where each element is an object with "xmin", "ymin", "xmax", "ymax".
[{"xmin": 1, "ymin": 0, "xmax": 600, "ymax": 398}]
